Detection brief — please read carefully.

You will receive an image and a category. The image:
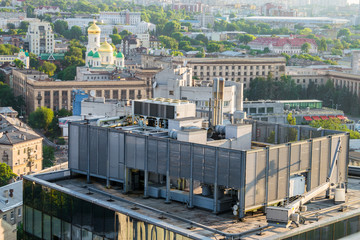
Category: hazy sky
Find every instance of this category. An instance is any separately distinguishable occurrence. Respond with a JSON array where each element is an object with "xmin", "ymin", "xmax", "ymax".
[{"xmin": 348, "ymin": 0, "xmax": 359, "ymax": 3}]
